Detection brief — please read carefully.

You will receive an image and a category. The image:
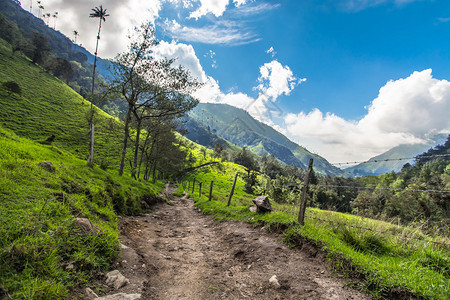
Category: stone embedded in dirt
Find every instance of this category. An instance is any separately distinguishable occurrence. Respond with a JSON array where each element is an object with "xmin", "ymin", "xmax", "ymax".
[
  {"xmin": 252, "ymin": 196, "xmax": 273, "ymax": 213},
  {"xmin": 269, "ymin": 275, "xmax": 281, "ymax": 288},
  {"xmin": 74, "ymin": 218, "xmax": 102, "ymax": 235},
  {"xmin": 85, "ymin": 287, "xmax": 99, "ymax": 299},
  {"xmin": 97, "ymin": 293, "xmax": 141, "ymax": 300},
  {"xmin": 38, "ymin": 161, "xmax": 55, "ymax": 172},
  {"xmin": 105, "ymin": 270, "xmax": 130, "ymax": 290}
]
